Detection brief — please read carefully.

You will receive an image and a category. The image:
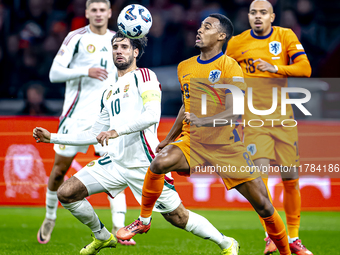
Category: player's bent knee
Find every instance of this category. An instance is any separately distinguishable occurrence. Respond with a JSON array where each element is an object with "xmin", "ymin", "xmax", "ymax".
[
  {"xmin": 258, "ymin": 200, "xmax": 274, "ymax": 218},
  {"xmin": 57, "ymin": 184, "xmax": 70, "ymax": 203},
  {"xmin": 58, "ymin": 176, "xmax": 89, "ymax": 203},
  {"xmin": 150, "ymin": 155, "xmax": 172, "ymax": 174}
]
